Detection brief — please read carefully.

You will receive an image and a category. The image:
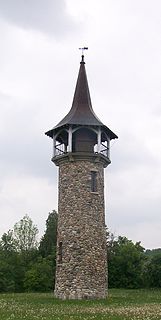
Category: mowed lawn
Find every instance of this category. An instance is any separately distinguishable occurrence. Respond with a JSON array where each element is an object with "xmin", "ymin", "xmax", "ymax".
[{"xmin": 0, "ymin": 289, "xmax": 161, "ymax": 320}]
